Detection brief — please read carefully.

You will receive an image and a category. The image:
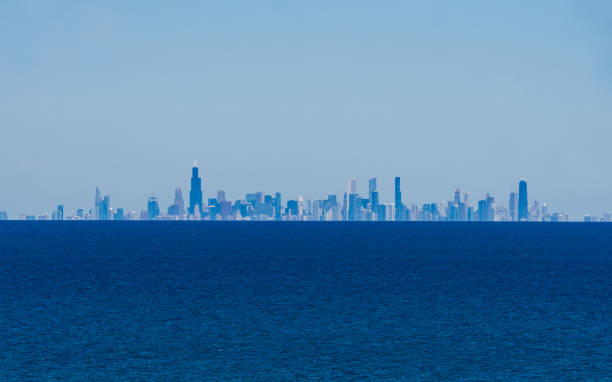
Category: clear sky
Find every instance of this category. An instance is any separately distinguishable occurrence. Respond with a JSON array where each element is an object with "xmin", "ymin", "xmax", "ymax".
[{"xmin": 1, "ymin": 1, "xmax": 611, "ymax": 218}]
